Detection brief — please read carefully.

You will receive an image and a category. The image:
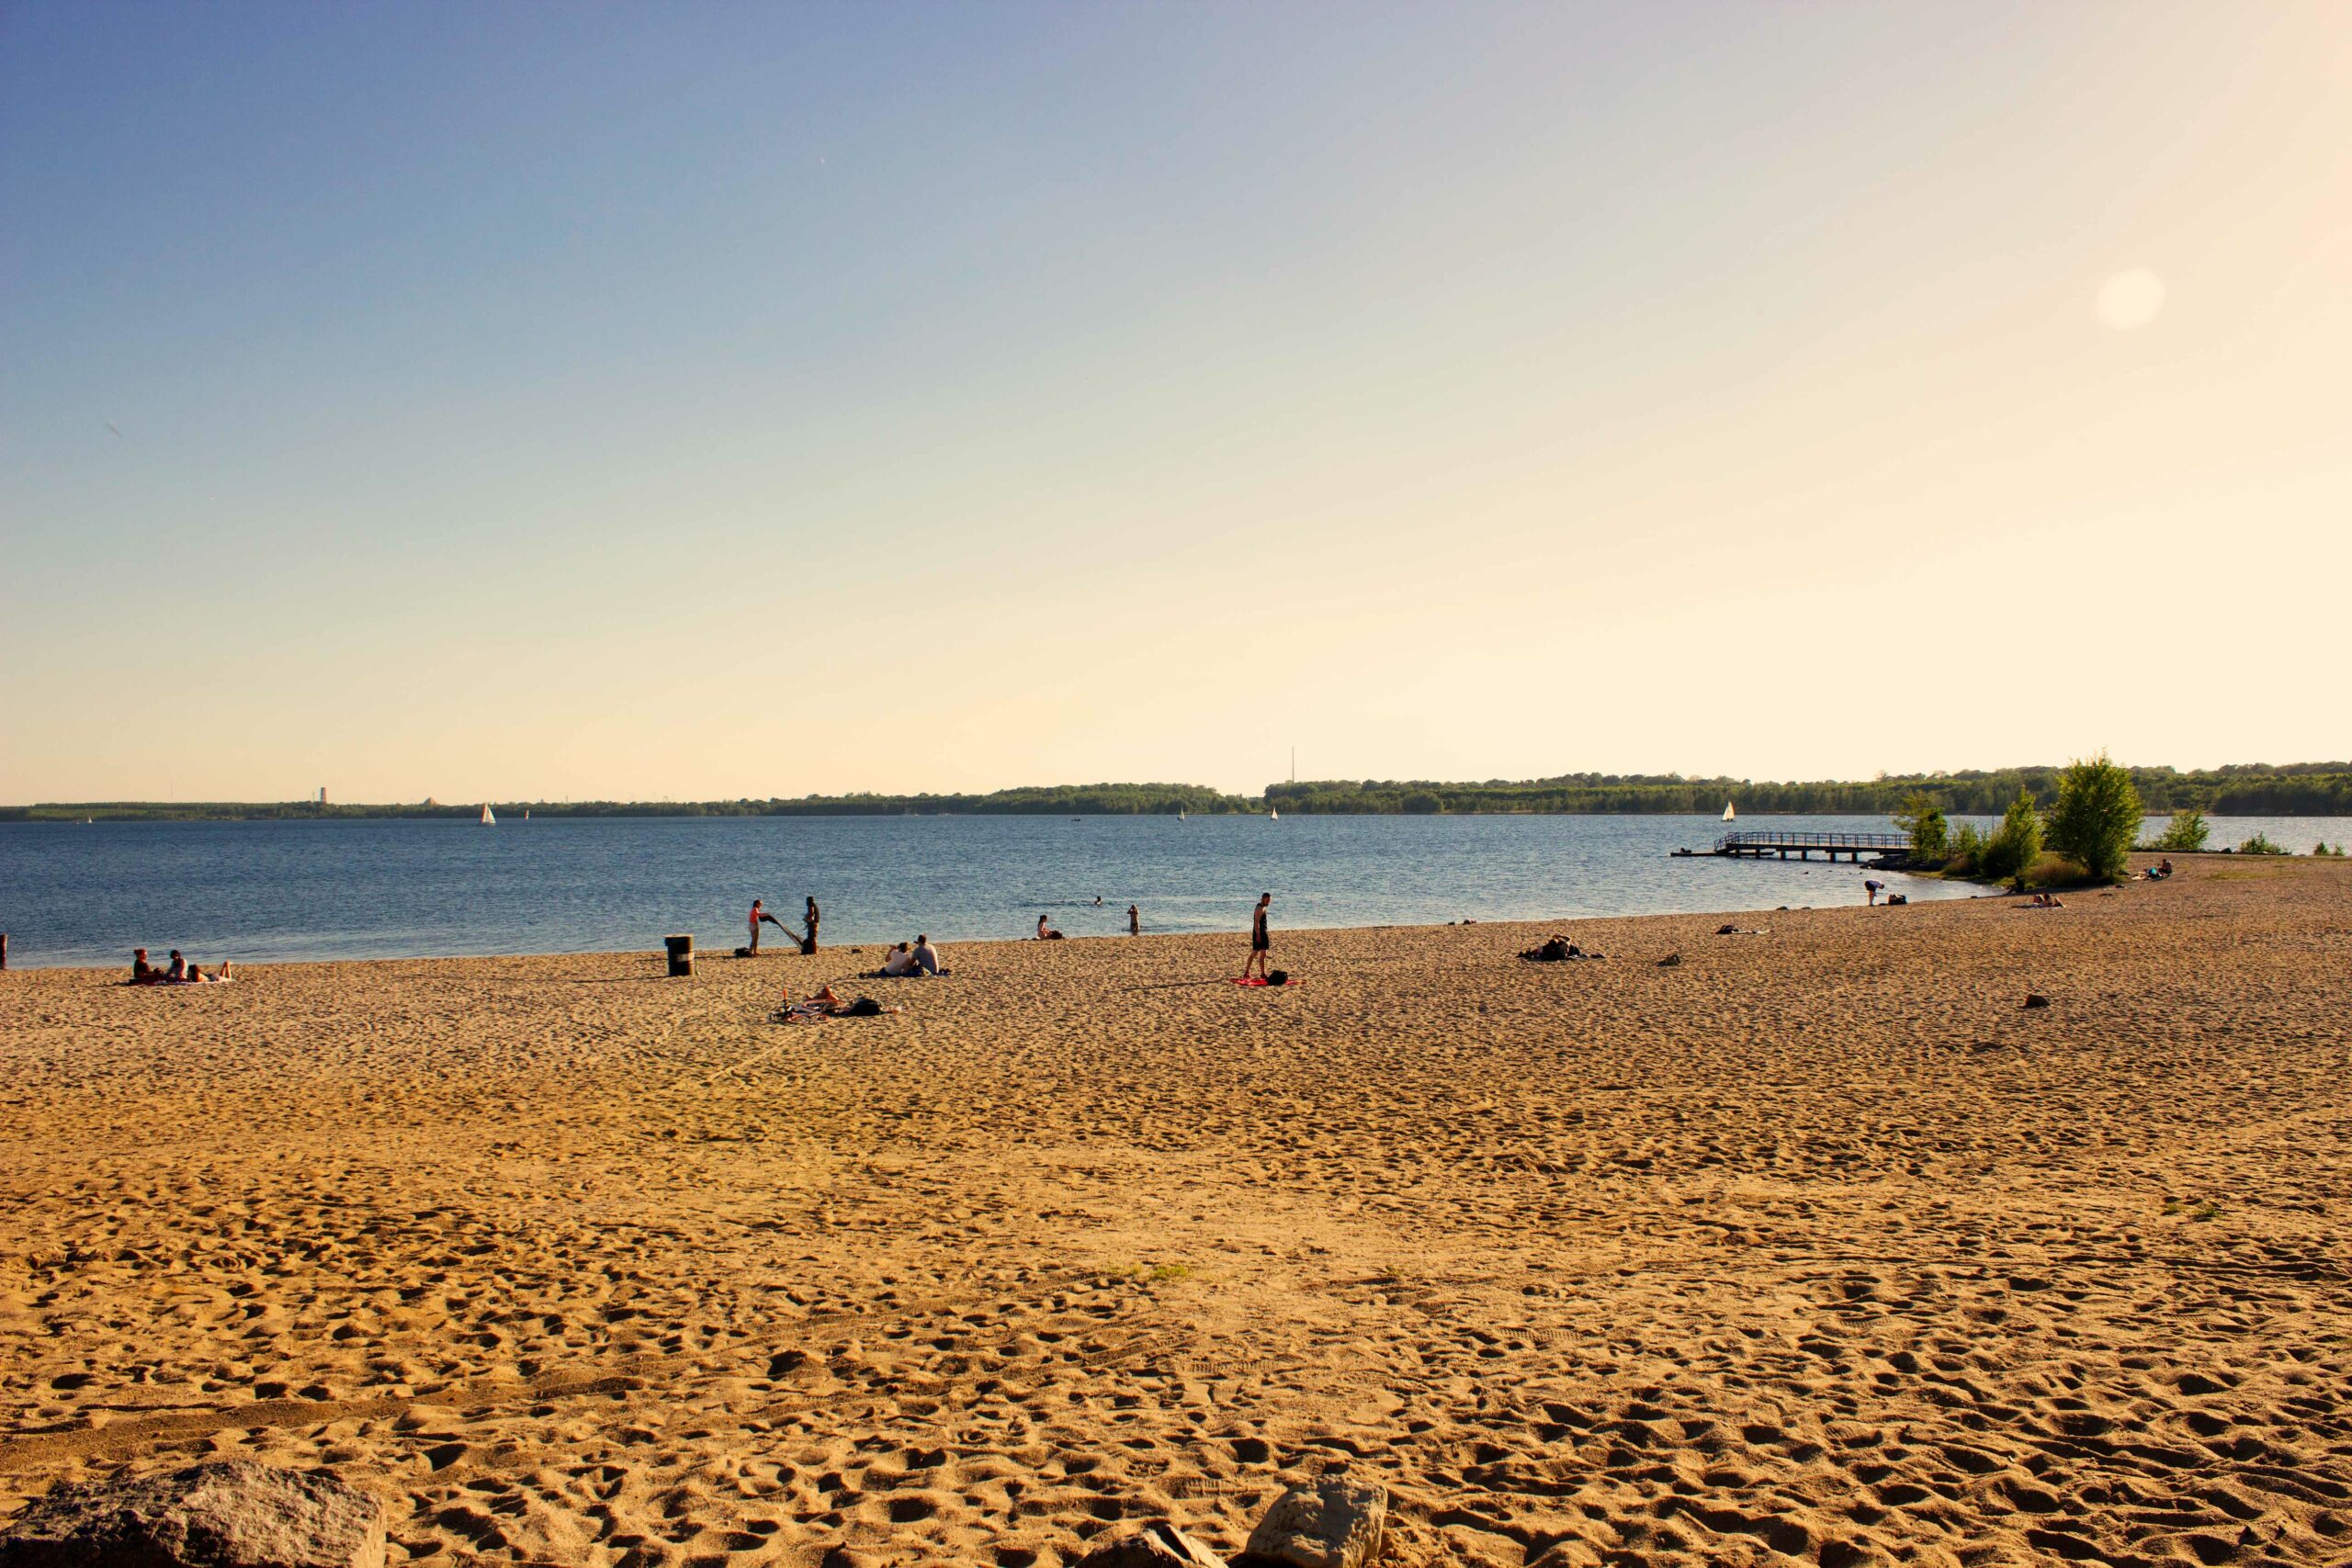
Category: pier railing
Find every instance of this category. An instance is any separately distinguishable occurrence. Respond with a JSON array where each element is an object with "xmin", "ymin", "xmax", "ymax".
[
  {"xmin": 1715, "ymin": 830, "xmax": 1909, "ymax": 853},
  {"xmin": 1709, "ymin": 829, "xmax": 1909, "ymax": 862}
]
